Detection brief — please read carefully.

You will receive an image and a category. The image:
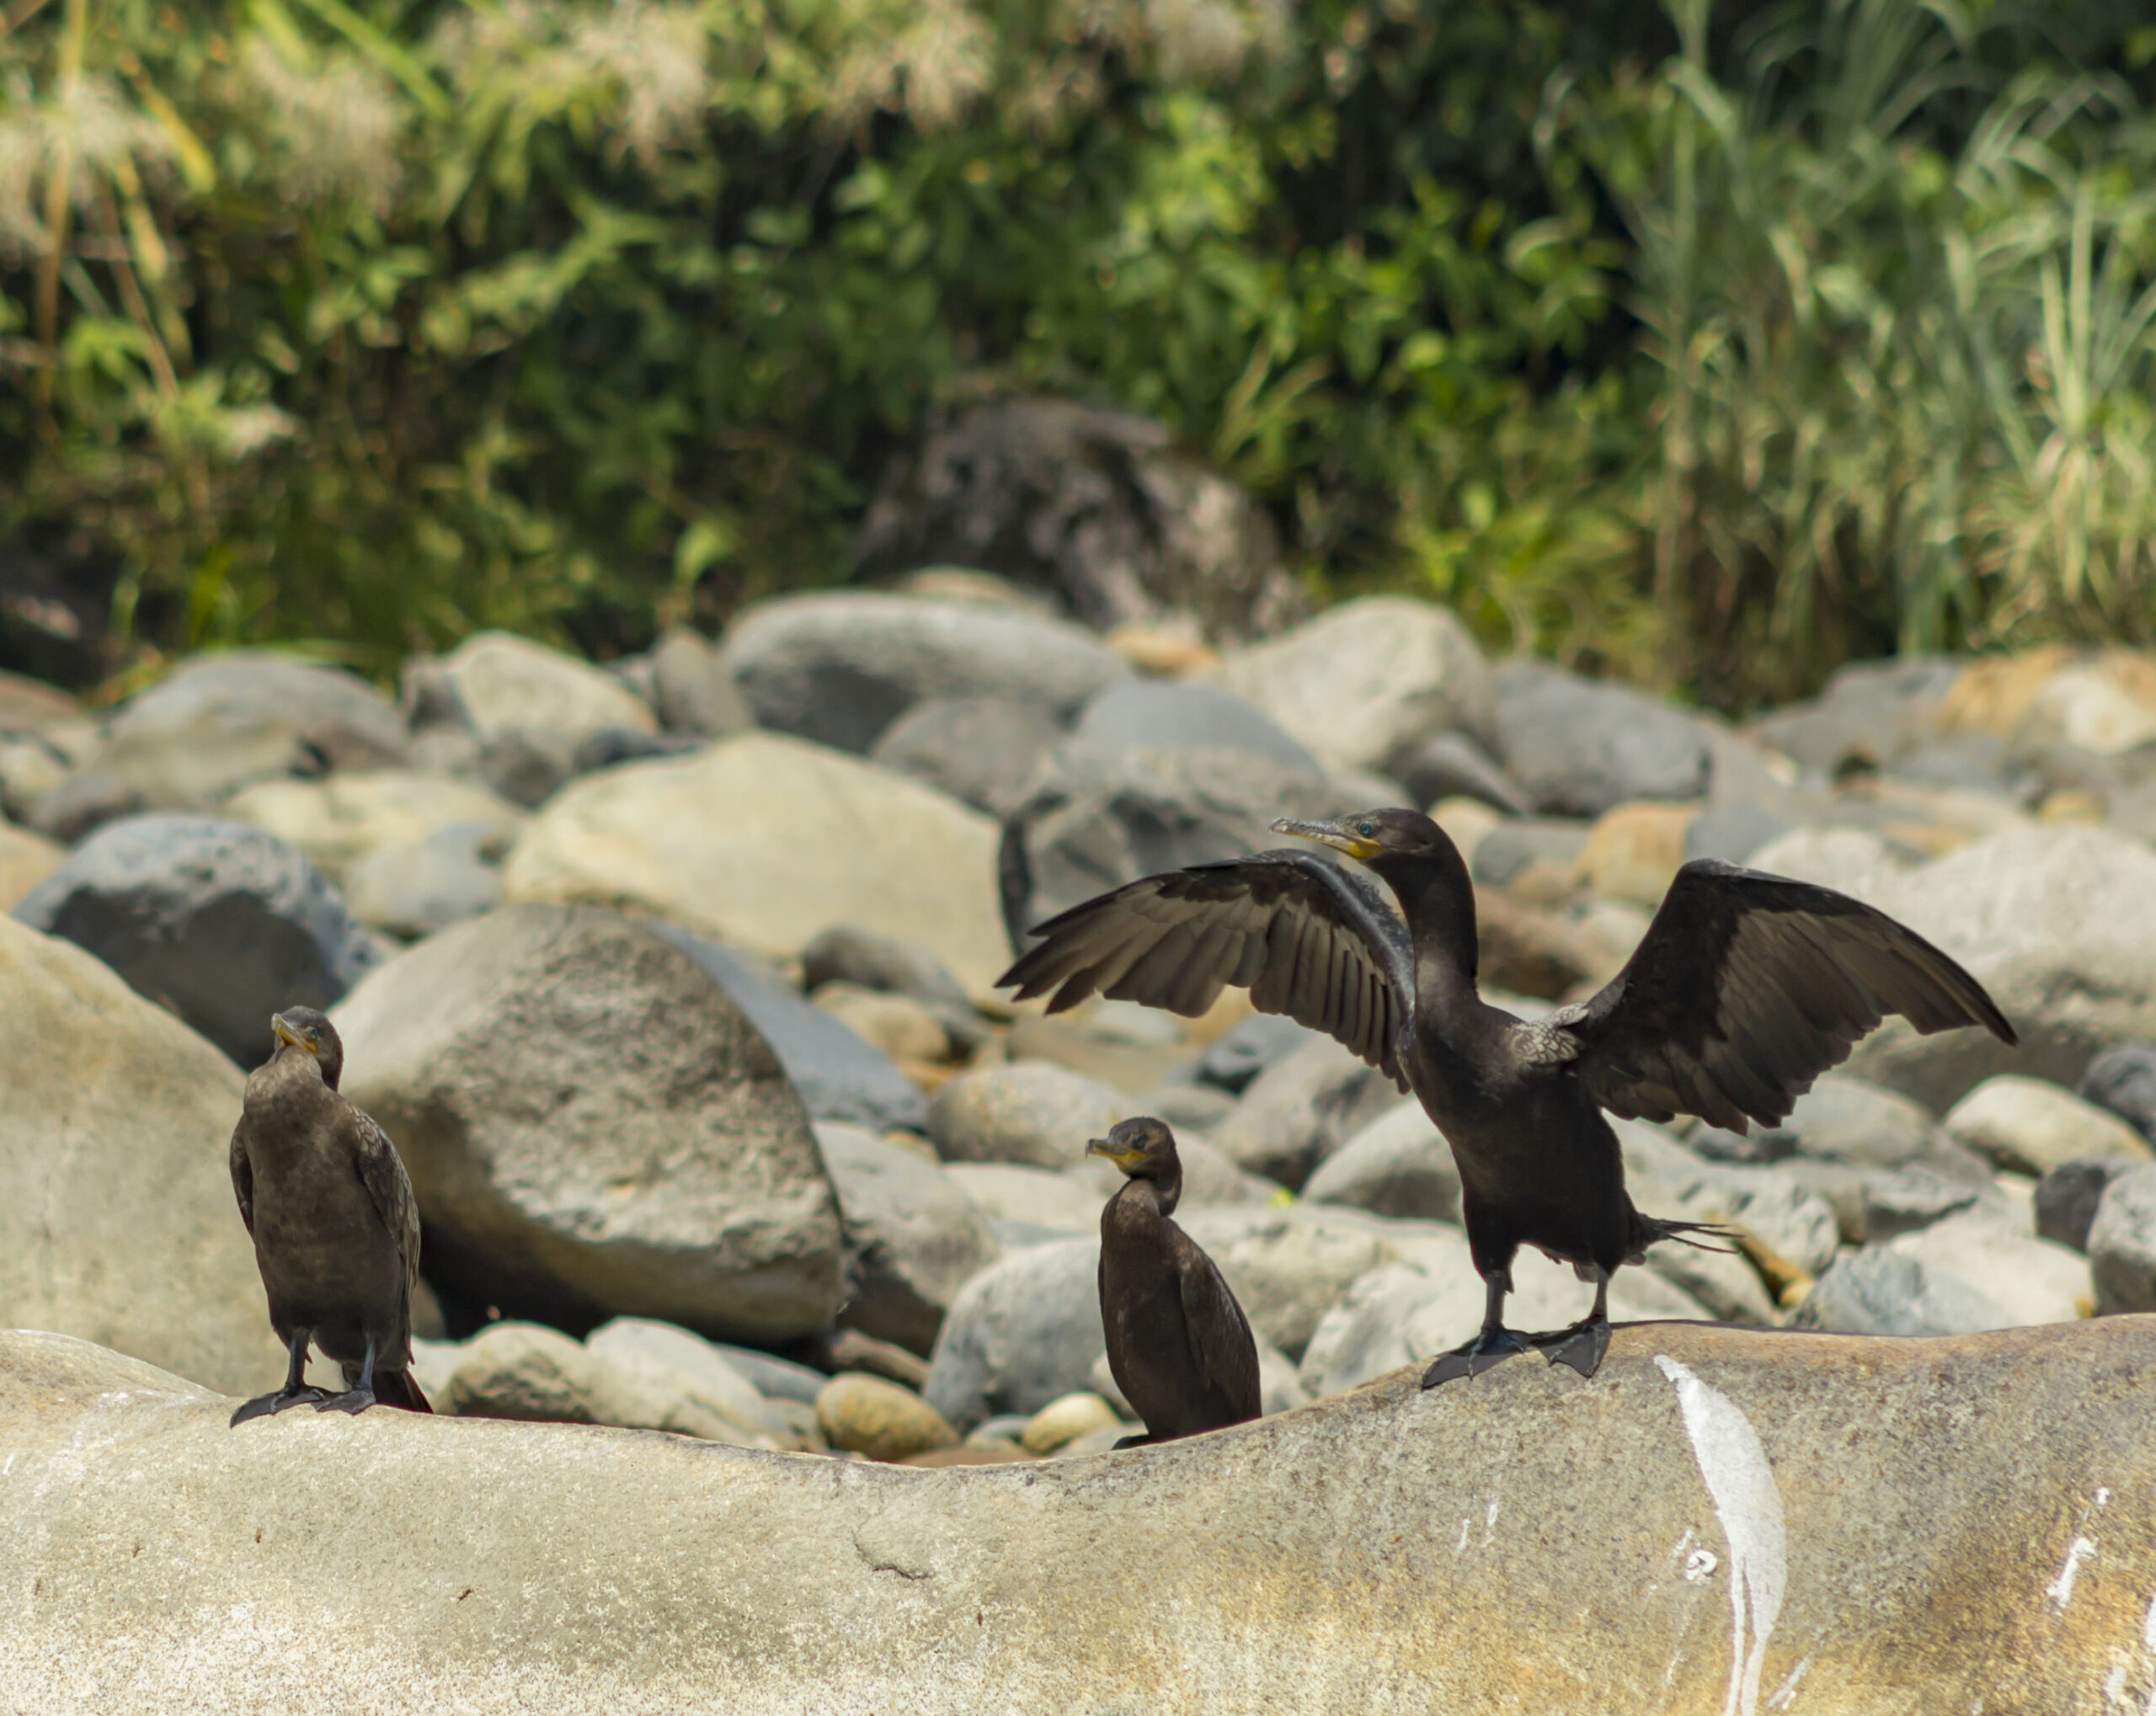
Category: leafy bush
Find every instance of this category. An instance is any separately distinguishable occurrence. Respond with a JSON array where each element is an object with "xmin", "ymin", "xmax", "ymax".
[{"xmin": 0, "ymin": 0, "xmax": 2151, "ymax": 707}]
